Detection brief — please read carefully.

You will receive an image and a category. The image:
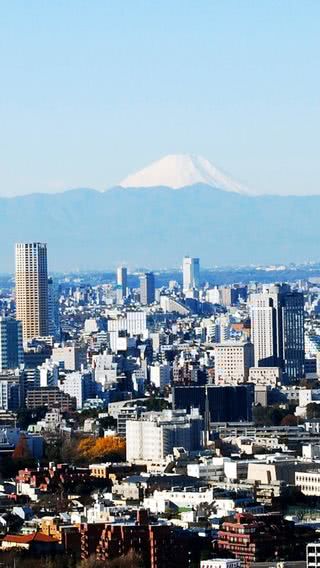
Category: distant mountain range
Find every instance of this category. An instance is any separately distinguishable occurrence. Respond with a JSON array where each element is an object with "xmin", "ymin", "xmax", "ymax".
[{"xmin": 0, "ymin": 154, "xmax": 319, "ymax": 271}]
